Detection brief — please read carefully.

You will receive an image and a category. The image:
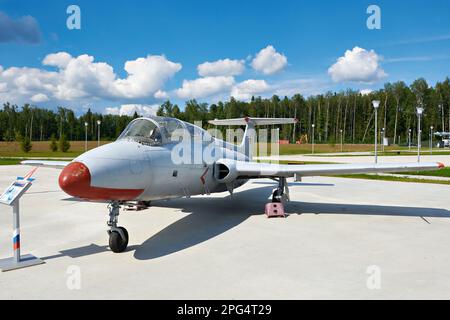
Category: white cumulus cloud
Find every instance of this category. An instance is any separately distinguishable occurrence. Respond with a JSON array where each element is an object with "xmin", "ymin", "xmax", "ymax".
[
  {"xmin": 251, "ymin": 45, "xmax": 288, "ymax": 75},
  {"xmin": 43, "ymin": 52, "xmax": 72, "ymax": 69},
  {"xmin": 114, "ymin": 55, "xmax": 182, "ymax": 99},
  {"xmin": 359, "ymin": 89, "xmax": 374, "ymax": 95},
  {"xmin": 30, "ymin": 93, "xmax": 49, "ymax": 102},
  {"xmin": 175, "ymin": 76, "xmax": 235, "ymax": 99},
  {"xmin": 154, "ymin": 89, "xmax": 168, "ymax": 99},
  {"xmin": 328, "ymin": 47, "xmax": 387, "ymax": 83},
  {"xmin": 0, "ymin": 51, "xmax": 182, "ymax": 105},
  {"xmin": 231, "ymin": 79, "xmax": 271, "ymax": 101},
  {"xmin": 104, "ymin": 104, "xmax": 159, "ymax": 117},
  {"xmin": 197, "ymin": 58, "xmax": 245, "ymax": 77}
]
